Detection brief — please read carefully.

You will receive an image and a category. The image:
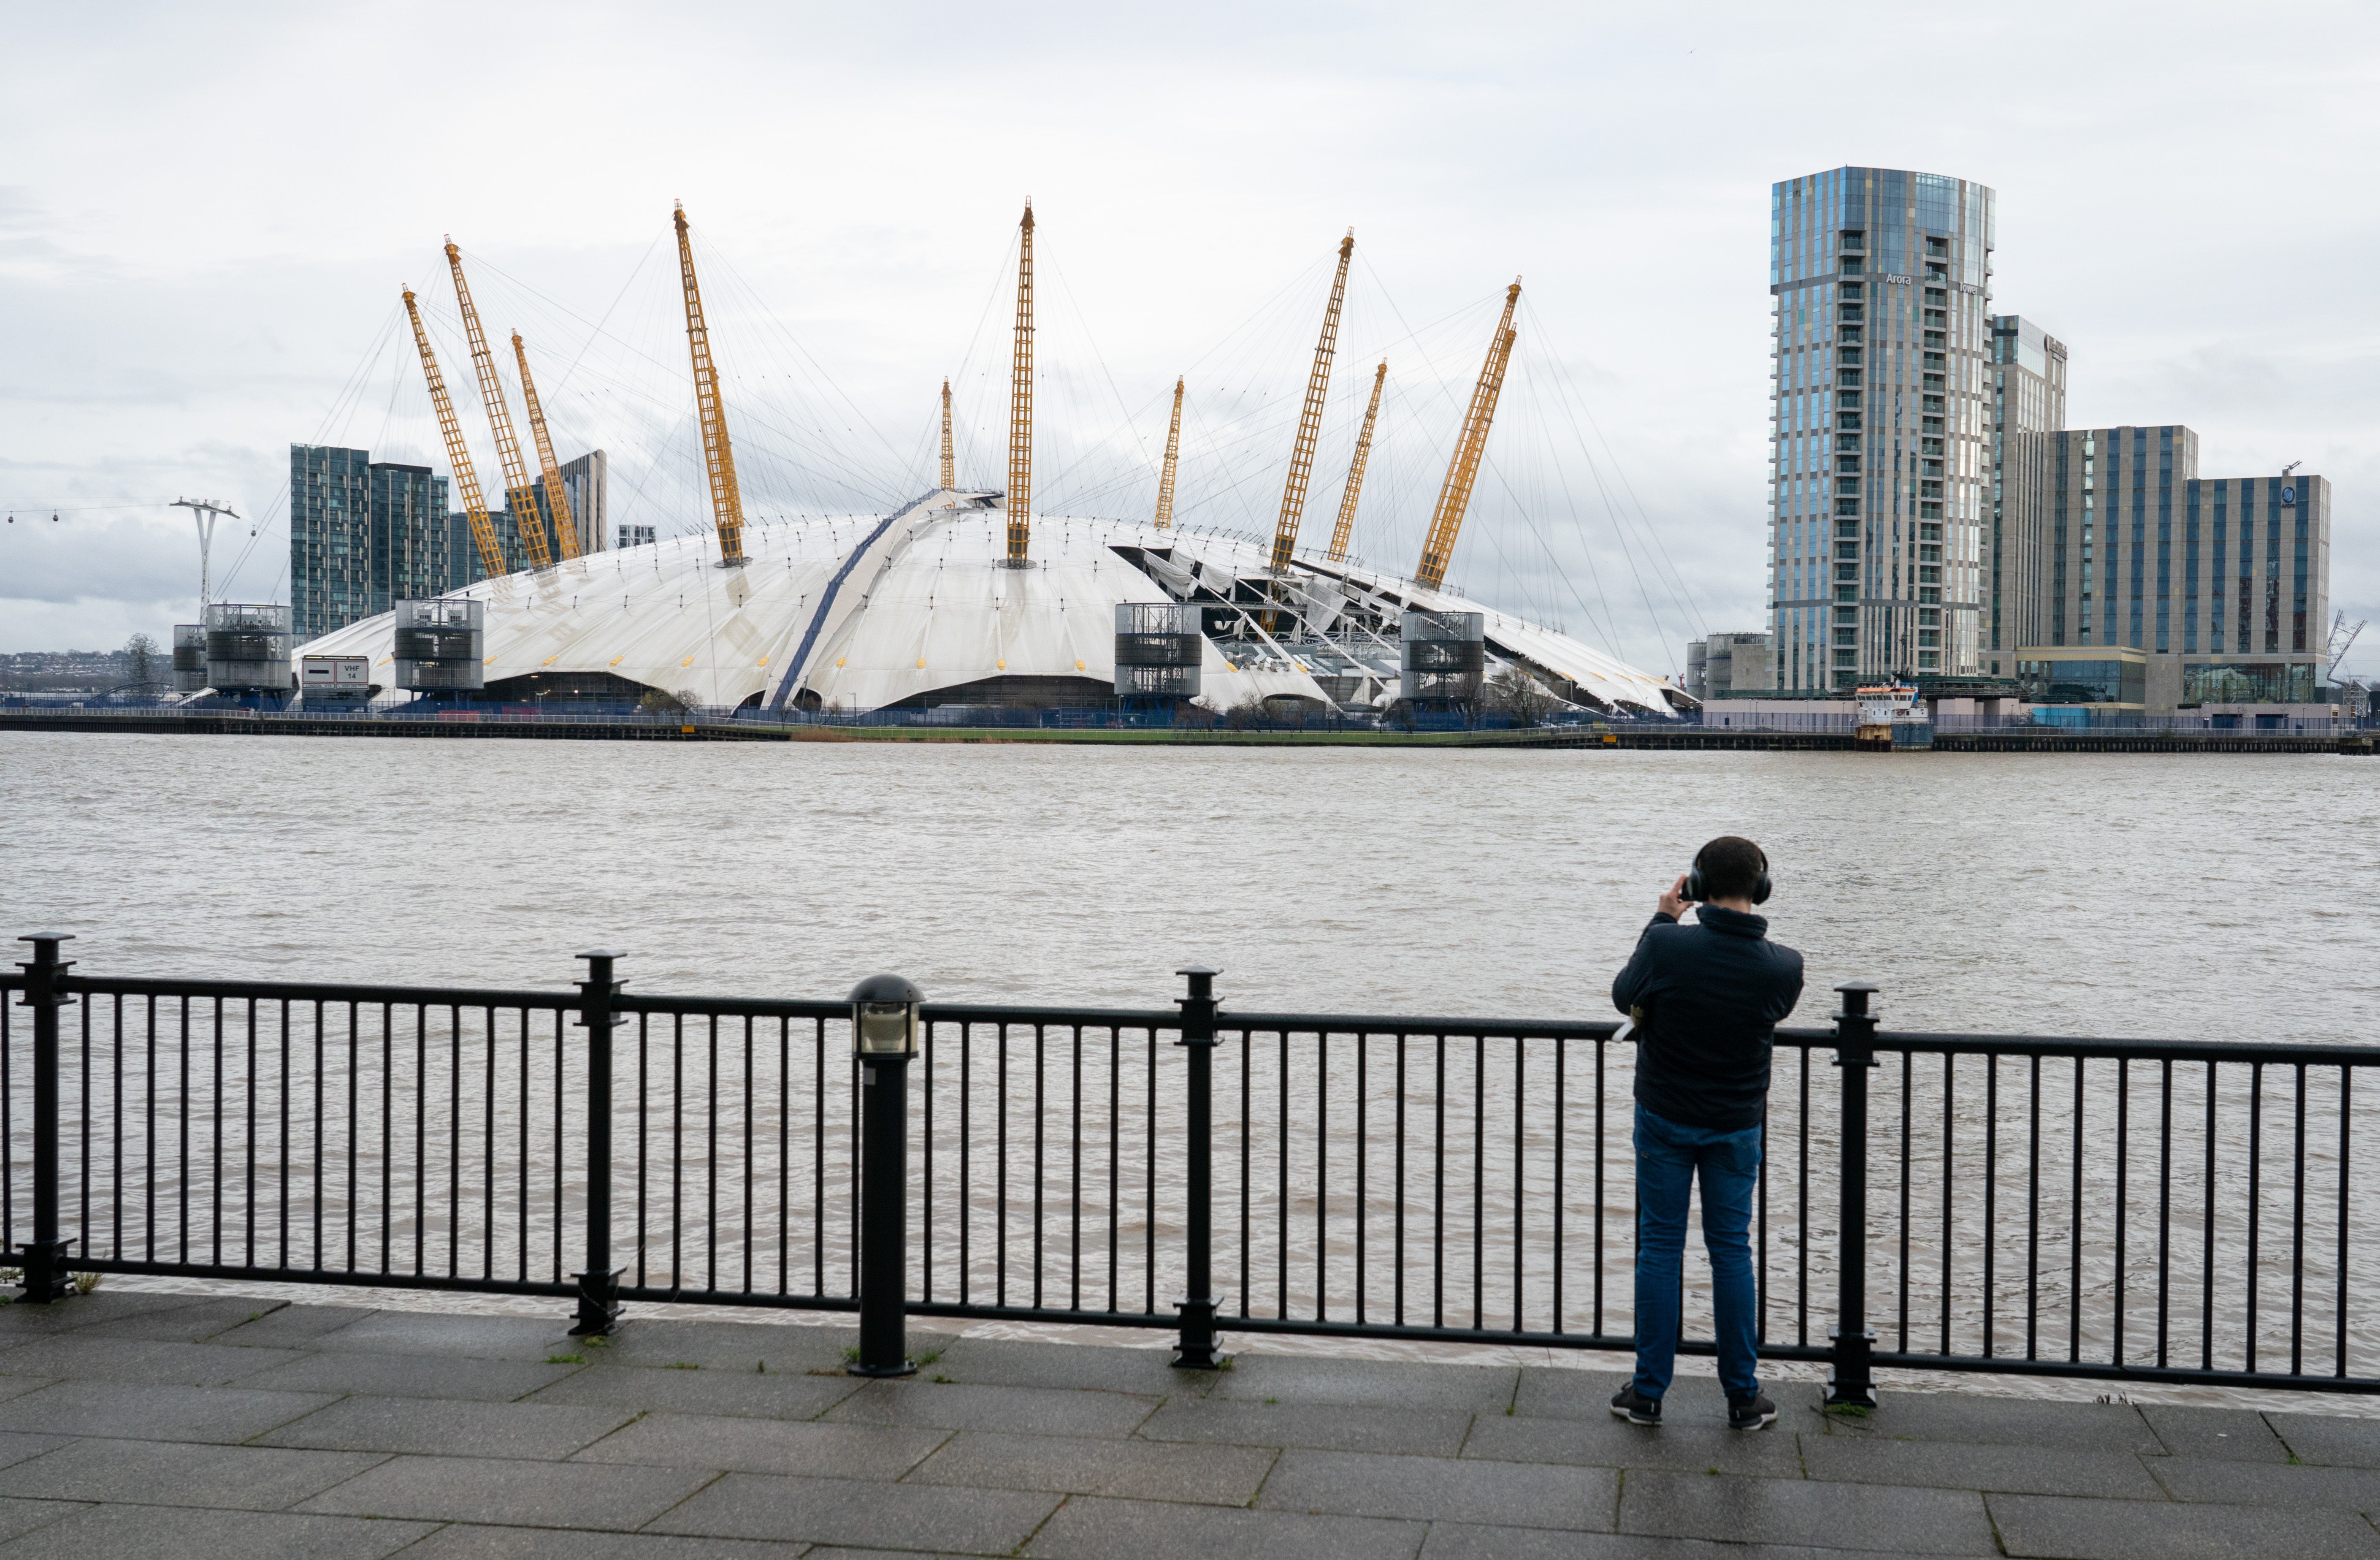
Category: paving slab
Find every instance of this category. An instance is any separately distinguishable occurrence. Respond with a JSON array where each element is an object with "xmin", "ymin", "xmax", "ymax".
[
  {"xmin": 0, "ymin": 1335, "xmax": 307, "ymax": 1385},
  {"xmin": 647, "ymin": 1470, "xmax": 1059, "ymax": 1551},
  {"xmin": 525, "ymin": 1361, "xmax": 862, "ymax": 1419},
  {"xmin": 229, "ymin": 1348, "xmax": 583, "ymax": 1401},
  {"xmin": 572, "ymin": 1411, "xmax": 947, "ymax": 1479},
  {"xmin": 1800, "ymin": 1434, "xmax": 2166, "ymax": 1499},
  {"xmin": 1420, "ymin": 1527, "xmax": 1970, "ymax": 1560},
  {"xmin": 205, "ymin": 1304, "xmax": 377, "ymax": 1349},
  {"xmin": 2141, "ymin": 1404, "xmax": 2293, "ymax": 1462},
  {"xmin": 2273, "ymin": 1412, "xmax": 2380, "ymax": 1468},
  {"xmin": 1820, "ymin": 1392, "xmax": 2162, "ymax": 1454},
  {"xmin": 0, "ymin": 1500, "xmax": 436, "ymax": 1559},
  {"xmin": 0, "ymin": 1436, "xmax": 385, "ymax": 1510},
  {"xmin": 0, "ymin": 1291, "xmax": 198, "ymax": 1338},
  {"xmin": 300, "ymin": 1310, "xmax": 578, "ymax": 1361},
  {"xmin": 1257, "ymin": 1446, "xmax": 1619, "ymax": 1530},
  {"xmin": 404, "ymin": 1533, "xmax": 814, "ymax": 1560},
  {"xmin": 1024, "ymin": 1493, "xmax": 1426, "ymax": 1560},
  {"xmin": 0, "ymin": 1381, "xmax": 335, "ymax": 1442},
  {"xmin": 2151, "ymin": 1454, "xmax": 2380, "ymax": 1510},
  {"xmin": 1510, "ymin": 1365, "xmax": 1637, "ymax": 1420},
  {"xmin": 826, "ymin": 1377, "xmax": 1158, "ymax": 1435},
  {"xmin": 594, "ymin": 1319, "xmax": 859, "ymax": 1374},
  {"xmin": 909, "ymin": 1428, "xmax": 1275, "ymax": 1503},
  {"xmin": 0, "ymin": 1386, "xmax": 49, "ymax": 1413},
  {"xmin": 1461, "ymin": 1410, "xmax": 1808, "ymax": 1477},
  {"xmin": 258, "ymin": 1394, "xmax": 634, "ymax": 1459},
  {"xmin": 1619, "ymin": 1467, "xmax": 2000, "ymax": 1554},
  {"xmin": 927, "ymin": 1335, "xmax": 1193, "ymax": 1395},
  {"xmin": 297, "ymin": 1453, "xmax": 715, "ymax": 1529},
  {"xmin": 0, "ymin": 1437, "xmax": 64, "ymax": 1474},
  {"xmin": 402, "ymin": 1529, "xmax": 815, "ymax": 1558},
  {"xmin": 66, "ymin": 1296, "xmax": 289, "ymax": 1343},
  {"xmin": 0, "ymin": 1497, "xmax": 80, "ymax": 1545},
  {"xmin": 1211, "ymin": 1353, "xmax": 1519, "ymax": 1413},
  {"xmin": 1990, "ymin": 1489, "xmax": 2380, "ymax": 1558},
  {"xmin": 1137, "ymin": 1395, "xmax": 1471, "ymax": 1456}
]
